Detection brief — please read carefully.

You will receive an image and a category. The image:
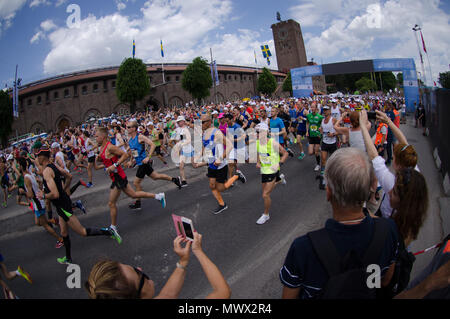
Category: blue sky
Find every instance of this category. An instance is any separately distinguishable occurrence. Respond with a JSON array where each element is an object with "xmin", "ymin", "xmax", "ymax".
[{"xmin": 0, "ymin": 0, "xmax": 449, "ymax": 88}]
